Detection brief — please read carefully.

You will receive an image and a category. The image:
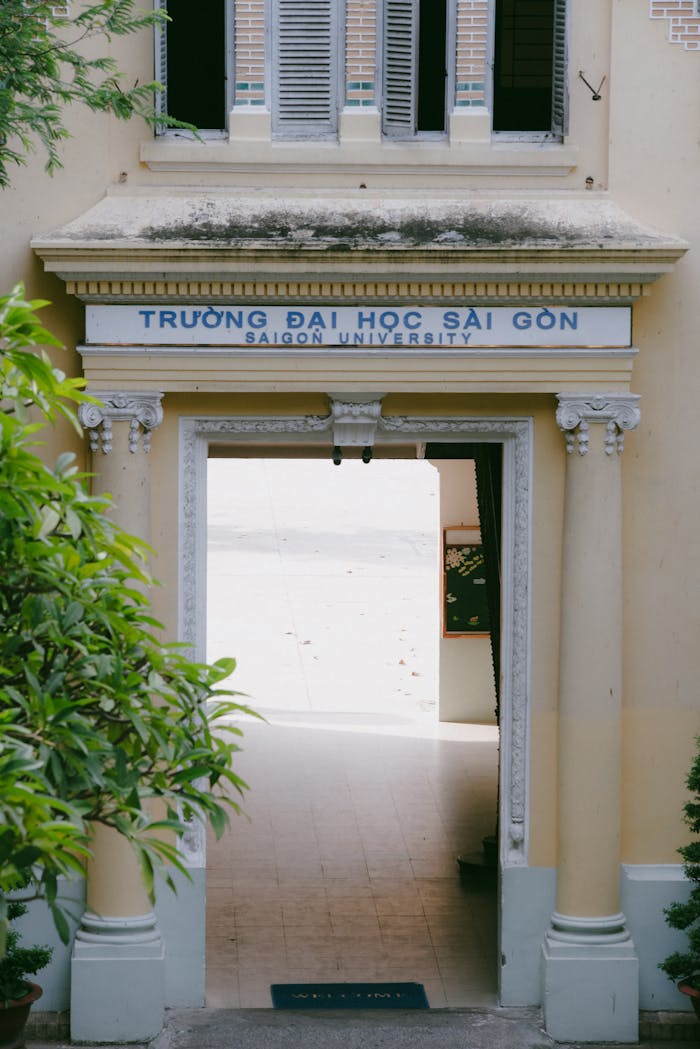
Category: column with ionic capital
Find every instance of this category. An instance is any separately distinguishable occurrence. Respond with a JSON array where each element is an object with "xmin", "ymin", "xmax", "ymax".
[
  {"xmin": 542, "ymin": 393, "xmax": 641, "ymax": 1043},
  {"xmin": 71, "ymin": 392, "xmax": 165, "ymax": 1044}
]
